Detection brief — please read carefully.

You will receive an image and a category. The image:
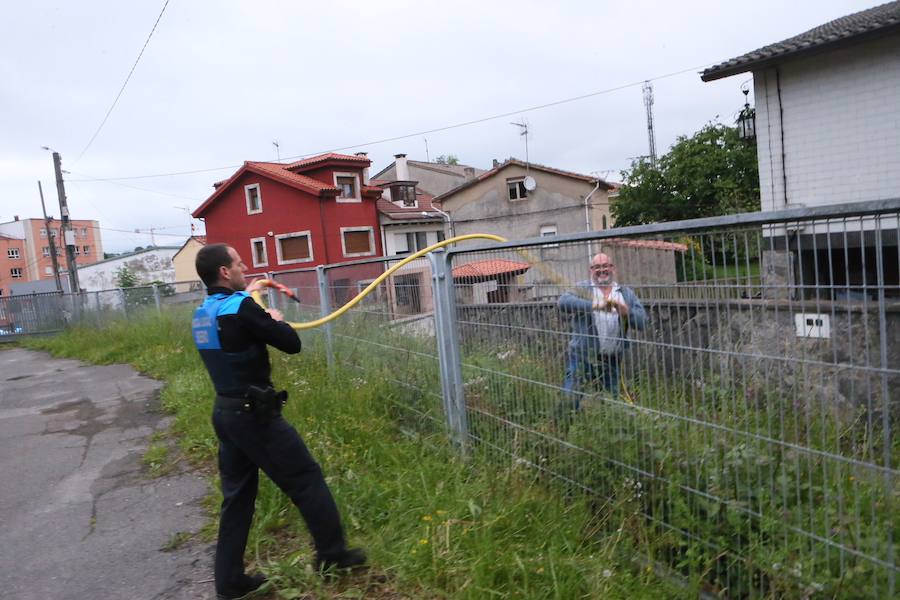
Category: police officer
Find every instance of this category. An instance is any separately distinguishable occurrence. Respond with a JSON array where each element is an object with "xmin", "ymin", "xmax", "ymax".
[{"xmin": 192, "ymin": 244, "xmax": 365, "ymax": 600}]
